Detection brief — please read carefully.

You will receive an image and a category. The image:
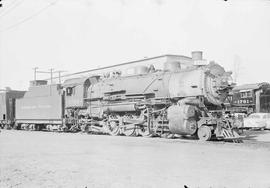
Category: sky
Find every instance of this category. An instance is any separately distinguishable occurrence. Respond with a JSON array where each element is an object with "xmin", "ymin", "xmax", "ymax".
[{"xmin": 0, "ymin": 0, "xmax": 270, "ymax": 90}]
